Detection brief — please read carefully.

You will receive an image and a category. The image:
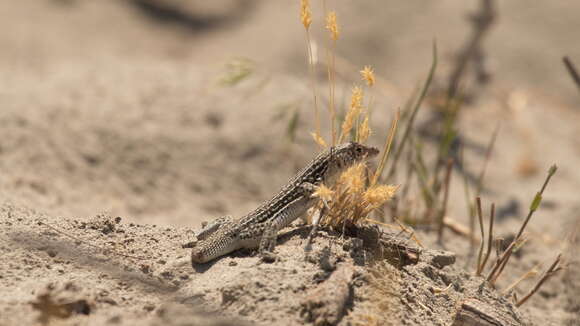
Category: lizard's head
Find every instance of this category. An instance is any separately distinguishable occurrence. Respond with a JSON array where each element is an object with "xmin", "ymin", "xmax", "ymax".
[
  {"xmin": 191, "ymin": 229, "xmax": 240, "ymax": 264},
  {"xmin": 329, "ymin": 141, "xmax": 379, "ymax": 172},
  {"xmin": 335, "ymin": 141, "xmax": 379, "ymax": 164}
]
